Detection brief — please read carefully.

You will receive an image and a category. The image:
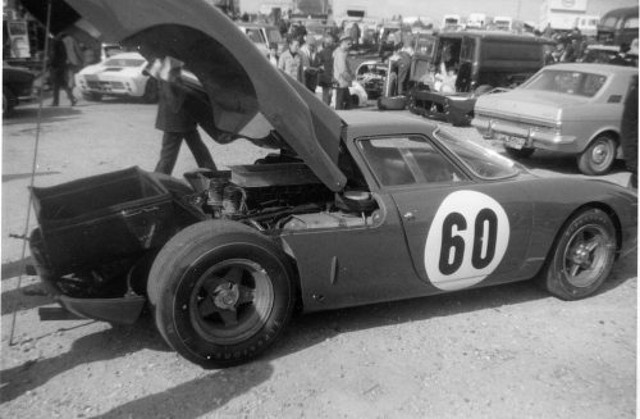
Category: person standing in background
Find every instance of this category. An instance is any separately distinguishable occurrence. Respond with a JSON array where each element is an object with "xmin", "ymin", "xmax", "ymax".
[
  {"xmin": 621, "ymin": 74, "xmax": 638, "ymax": 189},
  {"xmin": 278, "ymin": 37, "xmax": 303, "ymax": 82},
  {"xmin": 317, "ymin": 34, "xmax": 336, "ymax": 105},
  {"xmin": 300, "ymin": 37, "xmax": 321, "ymax": 92},
  {"xmin": 333, "ymin": 34, "xmax": 354, "ymax": 110}
]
